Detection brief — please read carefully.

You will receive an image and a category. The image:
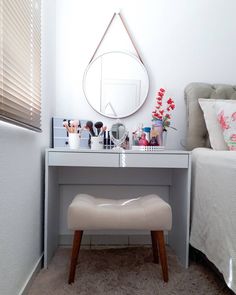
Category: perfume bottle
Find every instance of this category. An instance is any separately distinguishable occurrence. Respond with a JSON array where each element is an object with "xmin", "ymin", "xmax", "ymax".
[
  {"xmin": 136, "ymin": 123, "xmax": 143, "ymax": 140},
  {"xmin": 142, "ymin": 127, "xmax": 151, "ymax": 143},
  {"xmin": 149, "ymin": 136, "xmax": 158, "ymax": 146},
  {"xmin": 139, "ymin": 133, "xmax": 149, "ymax": 146},
  {"xmin": 103, "ymin": 130, "xmax": 111, "ymax": 149}
]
